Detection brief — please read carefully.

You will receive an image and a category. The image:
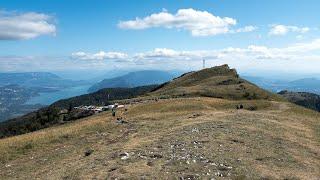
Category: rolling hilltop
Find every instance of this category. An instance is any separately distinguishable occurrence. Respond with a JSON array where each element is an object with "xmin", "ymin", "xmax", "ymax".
[
  {"xmin": 150, "ymin": 64, "xmax": 281, "ymax": 100},
  {"xmin": 0, "ymin": 65, "xmax": 319, "ymax": 179}
]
